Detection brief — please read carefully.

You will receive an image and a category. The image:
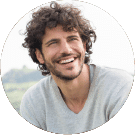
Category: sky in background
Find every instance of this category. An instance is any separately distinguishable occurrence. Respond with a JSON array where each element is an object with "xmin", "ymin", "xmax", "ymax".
[{"xmin": 1, "ymin": 0, "xmax": 134, "ymax": 76}]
